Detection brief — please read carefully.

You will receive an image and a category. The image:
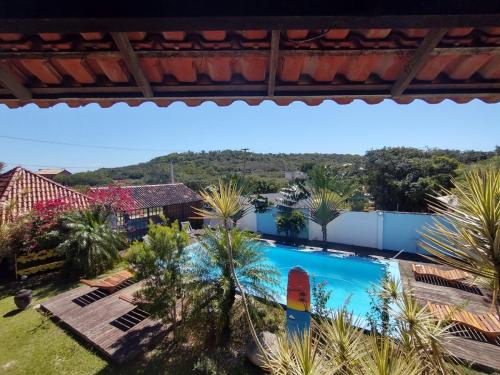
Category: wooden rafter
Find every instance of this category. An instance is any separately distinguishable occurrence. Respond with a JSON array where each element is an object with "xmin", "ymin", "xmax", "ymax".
[
  {"xmin": 1, "ymin": 81, "xmax": 498, "ymax": 99},
  {"xmin": 0, "ymin": 45, "xmax": 500, "ymax": 61},
  {"xmin": 267, "ymin": 30, "xmax": 281, "ymax": 96},
  {"xmin": 391, "ymin": 28, "xmax": 448, "ymax": 97},
  {"xmin": 0, "ymin": 65, "xmax": 31, "ymax": 99},
  {"xmin": 110, "ymin": 32, "xmax": 153, "ymax": 98}
]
